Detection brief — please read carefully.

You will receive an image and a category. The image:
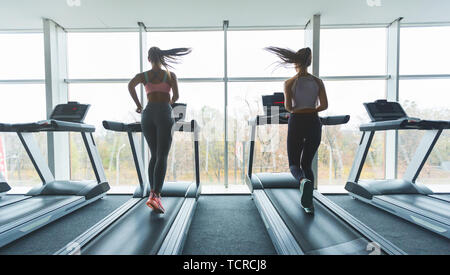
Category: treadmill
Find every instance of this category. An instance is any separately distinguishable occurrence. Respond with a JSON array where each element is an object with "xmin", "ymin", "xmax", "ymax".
[
  {"xmin": 247, "ymin": 93, "xmax": 405, "ymax": 255},
  {"xmin": 345, "ymin": 99, "xmax": 450, "ymax": 238},
  {"xmin": 56, "ymin": 103, "xmax": 201, "ymax": 255},
  {"xmin": 0, "ymin": 102, "xmax": 110, "ymax": 247}
]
